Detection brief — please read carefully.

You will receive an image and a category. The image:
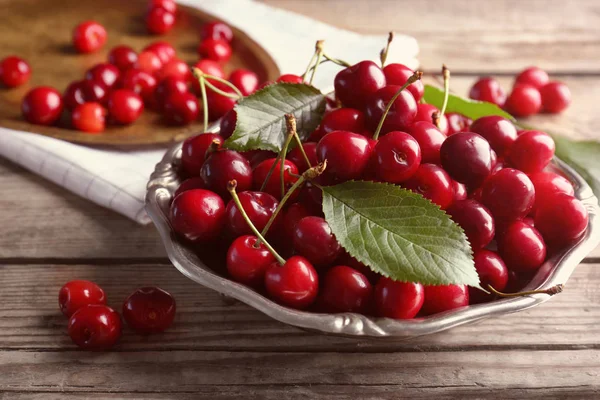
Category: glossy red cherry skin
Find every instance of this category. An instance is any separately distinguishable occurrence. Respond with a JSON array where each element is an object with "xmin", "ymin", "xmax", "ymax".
[
  {"xmin": 206, "ymin": 81, "xmax": 237, "ymax": 120},
  {"xmin": 422, "ymin": 284, "xmax": 469, "ymax": 315},
  {"xmin": 316, "ymin": 131, "xmax": 373, "ymax": 183},
  {"xmin": 108, "ymin": 45, "xmax": 138, "ymax": 72},
  {"xmin": 155, "ymin": 76, "xmax": 189, "ymax": 111},
  {"xmin": 81, "ymin": 80, "xmax": 108, "ymax": 105},
  {"xmin": 122, "ymin": 287, "xmax": 176, "ymax": 335},
  {"xmin": 440, "ymin": 132, "xmax": 493, "ymax": 187},
  {"xmin": 446, "ymin": 113, "xmax": 472, "ymax": 136},
  {"xmin": 382, "ymin": 63, "xmax": 424, "ymax": 102},
  {"xmin": 63, "ymin": 81, "xmax": 86, "ymax": 110},
  {"xmin": 0, "ymin": 56, "xmax": 31, "ymax": 87},
  {"xmin": 120, "ymin": 68, "xmax": 158, "ymax": 105},
  {"xmin": 505, "ymin": 83, "xmax": 542, "ymax": 117},
  {"xmin": 528, "ymin": 171, "xmax": 574, "ymax": 212},
  {"xmin": 72, "ymin": 102, "xmax": 105, "ymax": 133},
  {"xmin": 288, "ymin": 142, "xmax": 318, "ymax": 173},
  {"xmin": 22, "ymin": 87, "xmax": 63, "ymax": 126},
  {"xmin": 365, "ymin": 85, "xmax": 417, "ymax": 135},
  {"xmin": 293, "ymin": 216, "xmax": 342, "ymax": 267},
  {"xmin": 68, "ymin": 305, "xmax": 121, "ymax": 350},
  {"xmin": 508, "ymin": 130, "xmax": 555, "ymax": 173},
  {"xmin": 143, "ymin": 41, "xmax": 176, "ymax": 65},
  {"xmin": 320, "ymin": 108, "xmax": 366, "ymax": 136},
  {"xmin": 407, "ymin": 121, "xmax": 445, "ymax": 164},
  {"xmin": 163, "ymin": 92, "xmax": 199, "ymax": 125},
  {"xmin": 470, "ymin": 249, "xmax": 508, "ymax": 303},
  {"xmin": 108, "ymin": 89, "xmax": 144, "ymax": 125},
  {"xmin": 452, "ymin": 180, "xmax": 468, "ymax": 202},
  {"xmin": 405, "ymin": 164, "xmax": 454, "ymax": 210},
  {"xmin": 135, "ymin": 51, "xmax": 164, "ymax": 76},
  {"xmin": 515, "ymin": 66, "xmax": 549, "ymax": 89},
  {"xmin": 481, "ymin": 168, "xmax": 535, "ymax": 221},
  {"xmin": 374, "ymin": 278, "xmax": 424, "ymax": 319},
  {"xmin": 534, "ymin": 193, "xmax": 588, "ymax": 247},
  {"xmin": 218, "ymin": 110, "xmax": 237, "ymax": 140},
  {"xmin": 469, "ymin": 116, "xmax": 518, "ymax": 157},
  {"xmin": 447, "ymin": 199, "xmax": 495, "ymax": 250},
  {"xmin": 282, "ymin": 203, "xmax": 311, "ymax": 241},
  {"xmin": 228, "ymin": 69, "xmax": 259, "ymax": 96},
  {"xmin": 200, "ymin": 150, "xmax": 253, "ymax": 198},
  {"xmin": 59, "ymin": 280, "xmax": 107, "ymax": 317},
  {"xmin": 192, "ymin": 59, "xmax": 225, "ymax": 94},
  {"xmin": 264, "ymin": 256, "xmax": 319, "ymax": 309},
  {"xmin": 371, "ymin": 130, "xmax": 421, "ymax": 183},
  {"xmin": 148, "ymin": 0, "xmax": 177, "ymax": 13},
  {"xmin": 469, "ymin": 77, "xmax": 507, "ymax": 107},
  {"xmin": 146, "ymin": 7, "xmax": 175, "ymax": 34},
  {"xmin": 181, "ymin": 133, "xmax": 222, "ymax": 176},
  {"xmin": 252, "ymin": 158, "xmax": 299, "ymax": 200},
  {"xmin": 334, "ymin": 60, "xmax": 386, "ymax": 109},
  {"xmin": 72, "ymin": 21, "xmax": 107, "ymax": 53},
  {"xmin": 226, "ymin": 191, "xmax": 279, "ymax": 236},
  {"xmin": 85, "ymin": 63, "xmax": 120, "ymax": 89},
  {"xmin": 319, "ymin": 266, "xmax": 373, "ymax": 313},
  {"xmin": 169, "ymin": 189, "xmax": 226, "ymax": 242},
  {"xmin": 498, "ymin": 221, "xmax": 547, "ymax": 272},
  {"xmin": 198, "ymin": 39, "xmax": 232, "ymax": 63},
  {"xmin": 277, "ymin": 74, "xmax": 303, "ymax": 83},
  {"xmin": 200, "ymin": 21, "xmax": 233, "ymax": 42},
  {"xmin": 174, "ymin": 177, "xmax": 205, "ymax": 198},
  {"xmin": 413, "ymin": 103, "xmax": 448, "ymax": 135},
  {"xmin": 226, "ymin": 235, "xmax": 275, "ymax": 288},
  {"xmin": 540, "ymin": 81, "xmax": 571, "ymax": 114},
  {"xmin": 160, "ymin": 59, "xmax": 192, "ymax": 82}
]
